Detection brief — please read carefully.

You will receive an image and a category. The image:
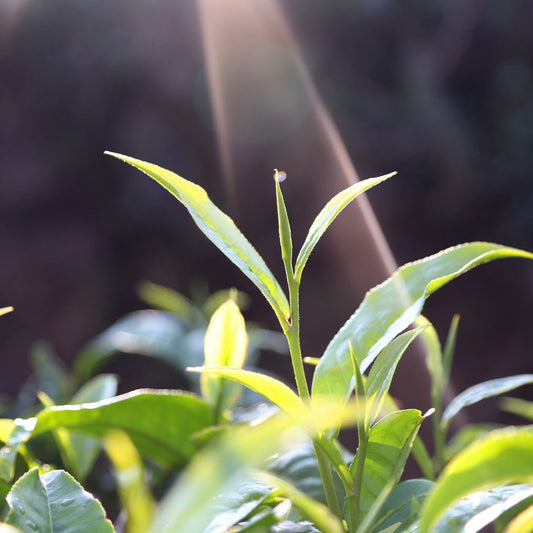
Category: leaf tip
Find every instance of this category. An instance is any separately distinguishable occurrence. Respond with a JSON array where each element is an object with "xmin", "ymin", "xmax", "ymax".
[{"xmin": 273, "ymin": 169, "xmax": 287, "ymax": 183}]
